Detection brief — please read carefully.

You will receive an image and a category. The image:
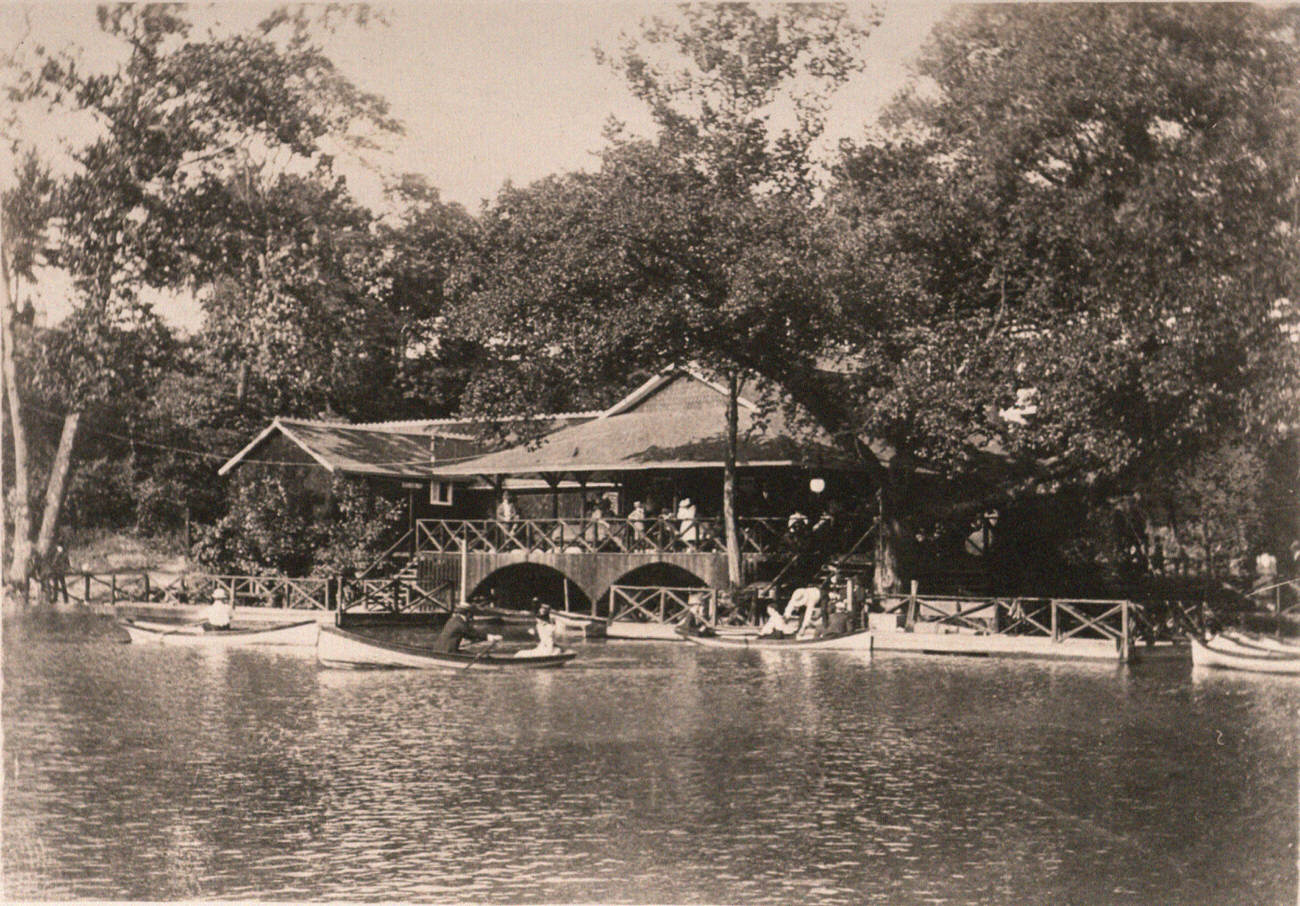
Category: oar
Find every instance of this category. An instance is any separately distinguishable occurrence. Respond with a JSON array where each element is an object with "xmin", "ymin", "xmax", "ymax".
[{"xmin": 463, "ymin": 638, "xmax": 500, "ymax": 670}]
